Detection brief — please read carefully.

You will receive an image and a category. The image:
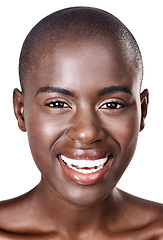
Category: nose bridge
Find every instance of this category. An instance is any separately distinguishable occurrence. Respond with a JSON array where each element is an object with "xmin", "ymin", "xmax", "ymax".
[{"xmin": 66, "ymin": 106, "xmax": 106, "ymax": 144}]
